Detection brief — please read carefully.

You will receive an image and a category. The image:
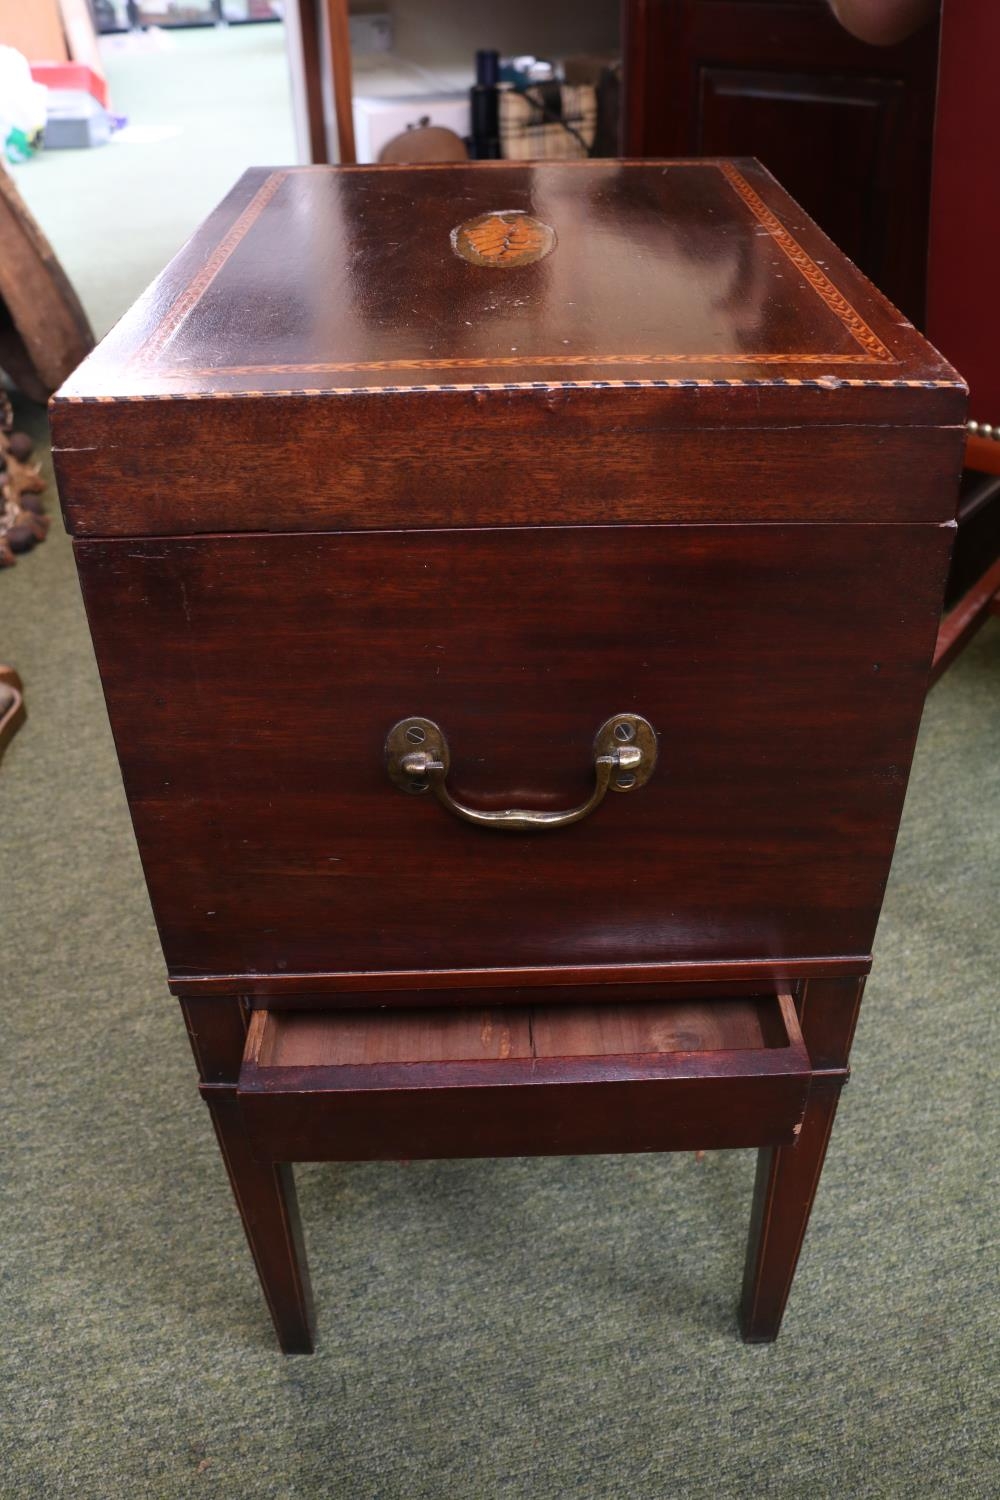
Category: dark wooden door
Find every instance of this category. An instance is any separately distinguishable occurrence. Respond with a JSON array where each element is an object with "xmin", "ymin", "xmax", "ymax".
[{"xmin": 622, "ymin": 0, "xmax": 939, "ymax": 322}]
